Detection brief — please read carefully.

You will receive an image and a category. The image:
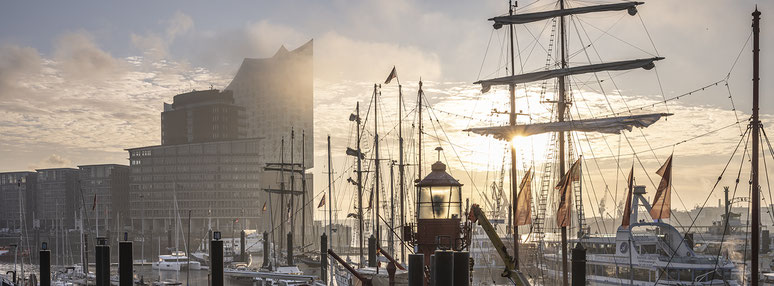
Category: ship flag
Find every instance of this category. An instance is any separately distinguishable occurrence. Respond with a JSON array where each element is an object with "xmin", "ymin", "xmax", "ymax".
[
  {"xmin": 621, "ymin": 165, "xmax": 635, "ymax": 228},
  {"xmin": 515, "ymin": 168, "xmax": 533, "ymax": 225},
  {"xmin": 318, "ymin": 195, "xmax": 326, "ymax": 208},
  {"xmin": 262, "ymin": 201, "xmax": 267, "ymax": 212},
  {"xmin": 650, "ymin": 154, "xmax": 673, "ymax": 220},
  {"xmin": 556, "ymin": 158, "xmax": 581, "ymax": 227},
  {"xmin": 92, "ymin": 194, "xmax": 97, "ymax": 211},
  {"xmin": 384, "ymin": 66, "xmax": 398, "ymax": 84}
]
